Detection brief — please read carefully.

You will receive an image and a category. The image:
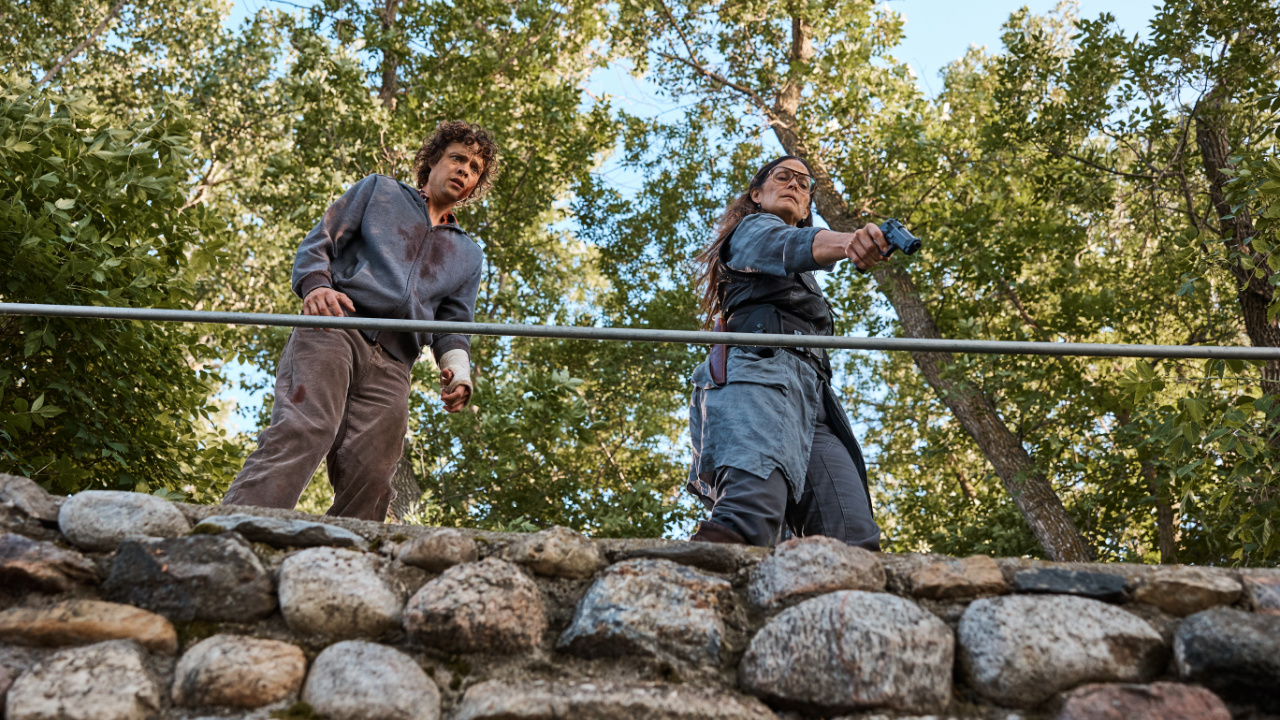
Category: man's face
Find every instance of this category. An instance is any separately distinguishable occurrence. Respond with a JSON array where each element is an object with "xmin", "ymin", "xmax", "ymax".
[{"xmin": 426, "ymin": 141, "xmax": 485, "ymax": 208}]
